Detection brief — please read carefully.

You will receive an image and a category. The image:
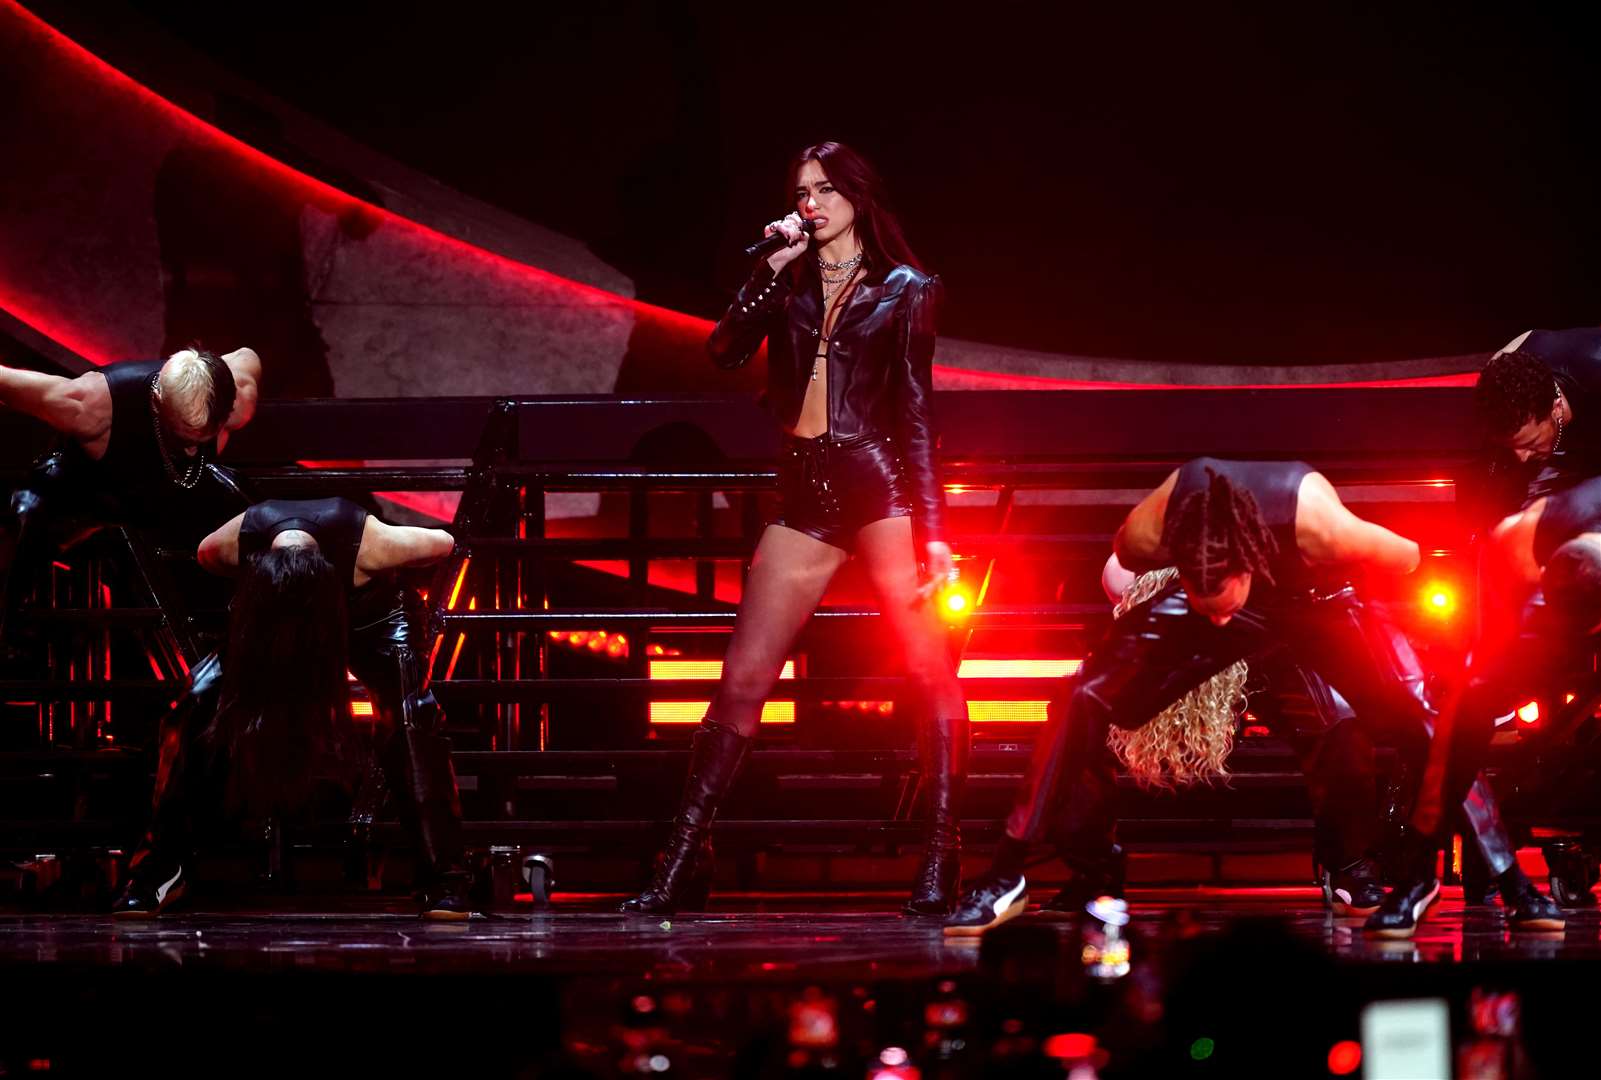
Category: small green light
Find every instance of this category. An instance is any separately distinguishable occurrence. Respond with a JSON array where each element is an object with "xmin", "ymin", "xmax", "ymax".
[{"xmin": 1189, "ymin": 1037, "xmax": 1215, "ymax": 1062}]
